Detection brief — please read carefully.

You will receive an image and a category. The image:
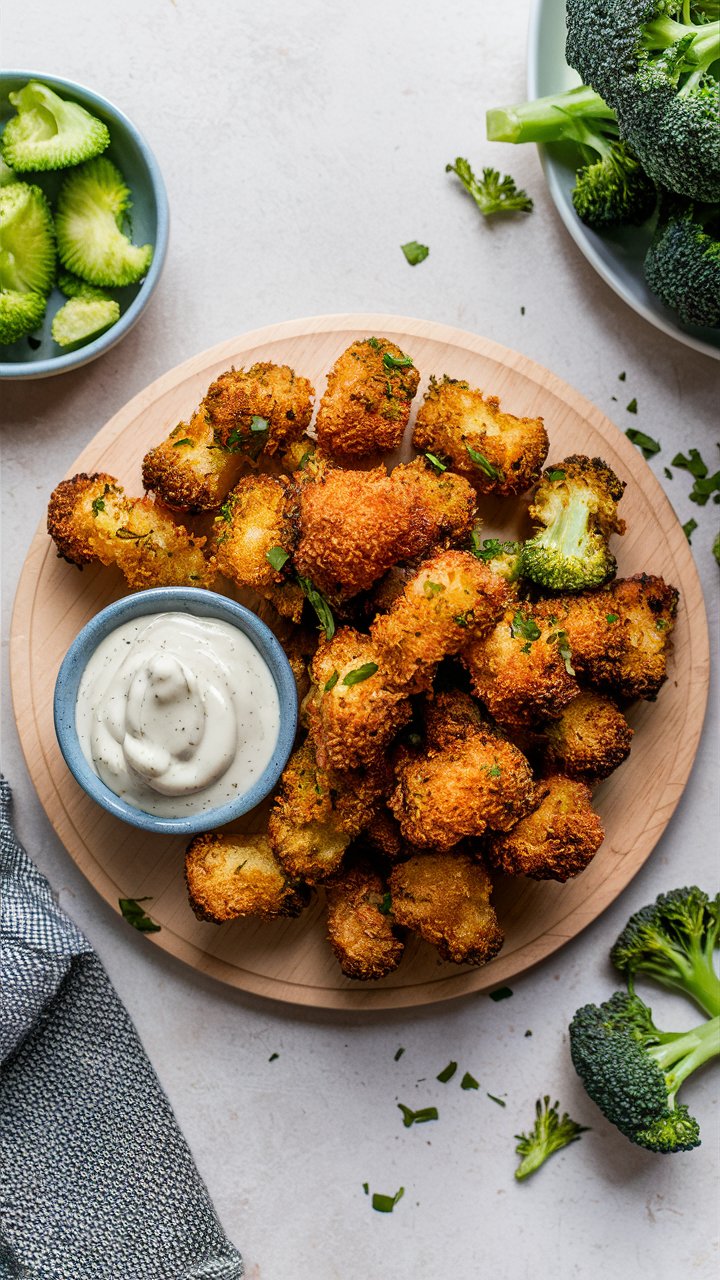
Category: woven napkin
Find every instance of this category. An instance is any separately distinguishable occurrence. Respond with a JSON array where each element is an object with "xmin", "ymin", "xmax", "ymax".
[{"xmin": 0, "ymin": 777, "xmax": 243, "ymax": 1280}]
